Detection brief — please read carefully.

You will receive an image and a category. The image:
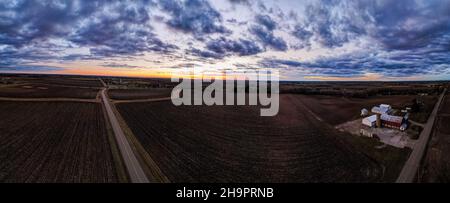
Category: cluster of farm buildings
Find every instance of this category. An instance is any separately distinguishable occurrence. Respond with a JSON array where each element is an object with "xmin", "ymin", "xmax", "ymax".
[{"xmin": 361, "ymin": 104, "xmax": 409, "ymax": 131}]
